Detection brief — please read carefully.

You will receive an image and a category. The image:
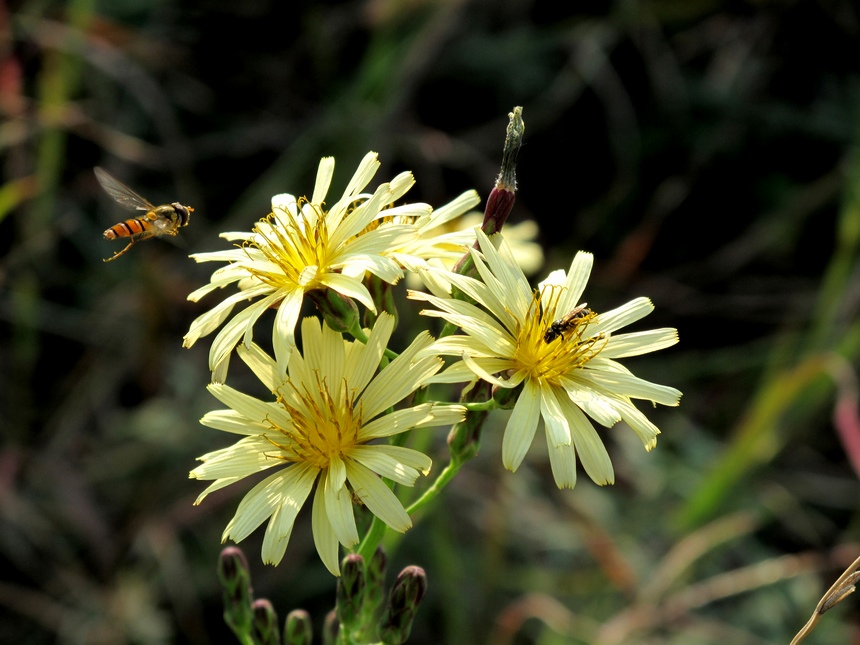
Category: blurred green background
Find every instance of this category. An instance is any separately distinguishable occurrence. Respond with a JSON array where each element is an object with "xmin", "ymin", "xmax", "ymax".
[{"xmin": 3, "ymin": 0, "xmax": 860, "ymax": 643}]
